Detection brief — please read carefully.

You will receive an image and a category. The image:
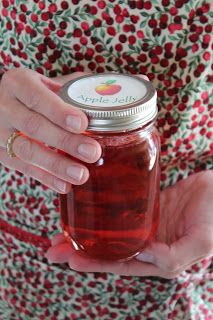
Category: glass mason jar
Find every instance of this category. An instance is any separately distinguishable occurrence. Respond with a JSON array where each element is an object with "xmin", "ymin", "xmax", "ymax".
[{"xmin": 59, "ymin": 73, "xmax": 160, "ymax": 261}]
